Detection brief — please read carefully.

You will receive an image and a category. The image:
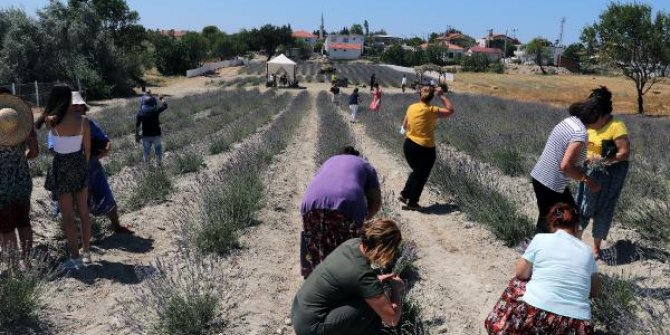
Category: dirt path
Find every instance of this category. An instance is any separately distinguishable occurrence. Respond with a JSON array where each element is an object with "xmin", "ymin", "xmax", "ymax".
[
  {"xmin": 222, "ymin": 92, "xmax": 317, "ymax": 335},
  {"xmin": 342, "ymin": 113, "xmax": 519, "ymax": 334}
]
